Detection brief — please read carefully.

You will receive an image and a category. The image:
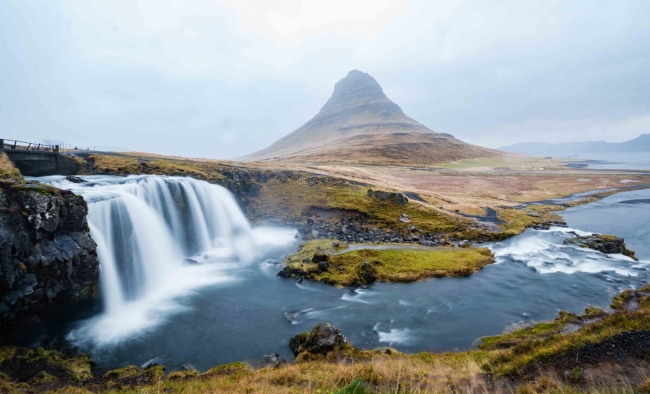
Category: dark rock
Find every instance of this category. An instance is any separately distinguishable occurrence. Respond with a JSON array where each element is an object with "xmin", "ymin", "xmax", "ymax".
[
  {"xmin": 367, "ymin": 189, "xmax": 408, "ymax": 206},
  {"xmin": 564, "ymin": 234, "xmax": 638, "ymax": 260},
  {"xmin": 65, "ymin": 175, "xmax": 86, "ymax": 183},
  {"xmin": 277, "ymin": 266, "xmax": 304, "ymax": 279},
  {"xmin": 312, "ymin": 252, "xmax": 329, "ymax": 263},
  {"xmin": 0, "ymin": 182, "xmax": 99, "ymax": 342},
  {"xmin": 289, "ymin": 323, "xmax": 347, "ymax": 357},
  {"xmin": 318, "ymin": 261, "xmax": 330, "ymax": 272},
  {"xmin": 355, "ymin": 261, "xmax": 377, "ymax": 286},
  {"xmin": 182, "ymin": 258, "xmax": 199, "ymax": 266}
]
